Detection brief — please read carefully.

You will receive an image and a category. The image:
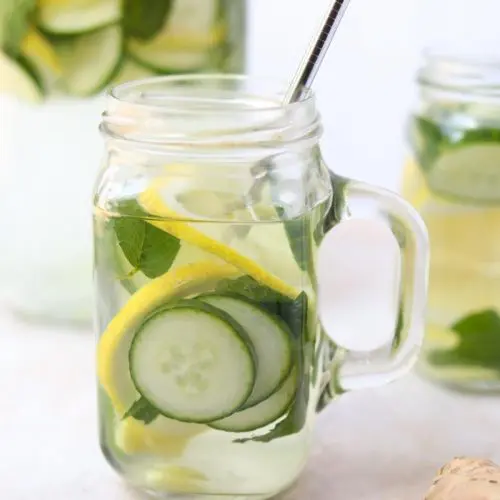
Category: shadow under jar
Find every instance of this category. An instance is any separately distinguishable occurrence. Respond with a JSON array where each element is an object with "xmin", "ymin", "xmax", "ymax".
[{"xmin": 94, "ymin": 76, "xmax": 428, "ymax": 498}]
